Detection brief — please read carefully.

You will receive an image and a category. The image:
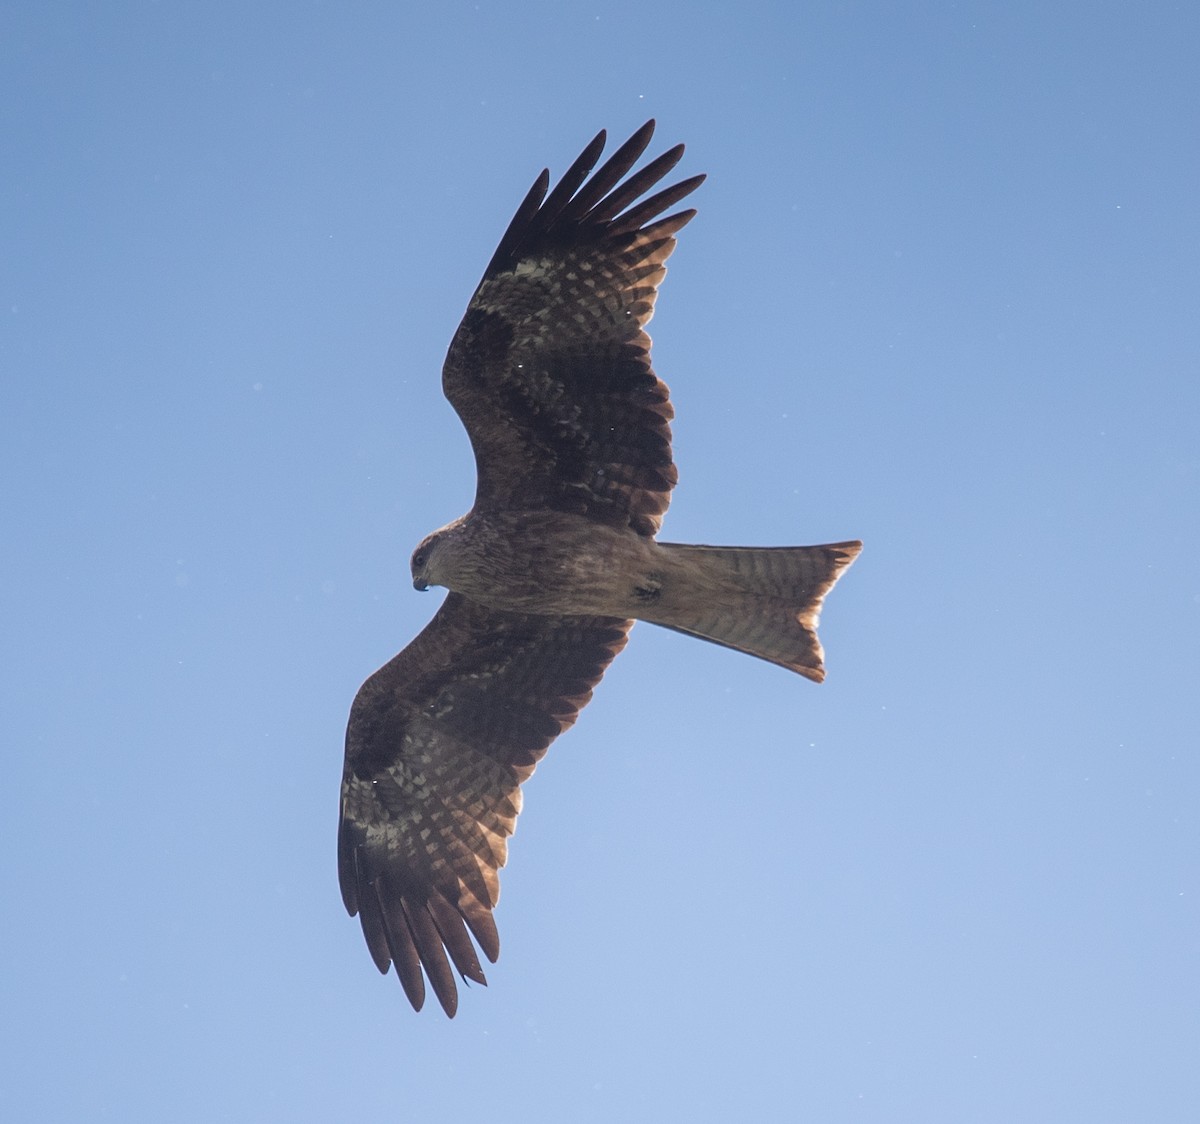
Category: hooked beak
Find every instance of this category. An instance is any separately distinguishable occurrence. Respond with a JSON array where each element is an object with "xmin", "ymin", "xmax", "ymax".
[{"xmin": 413, "ymin": 579, "xmax": 429, "ymax": 592}]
